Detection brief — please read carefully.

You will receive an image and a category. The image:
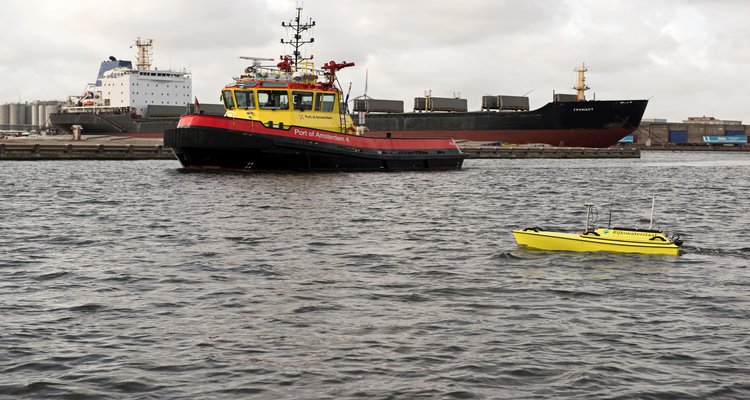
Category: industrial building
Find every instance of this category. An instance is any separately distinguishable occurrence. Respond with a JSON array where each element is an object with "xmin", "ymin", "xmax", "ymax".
[{"xmin": 630, "ymin": 117, "xmax": 749, "ymax": 146}]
